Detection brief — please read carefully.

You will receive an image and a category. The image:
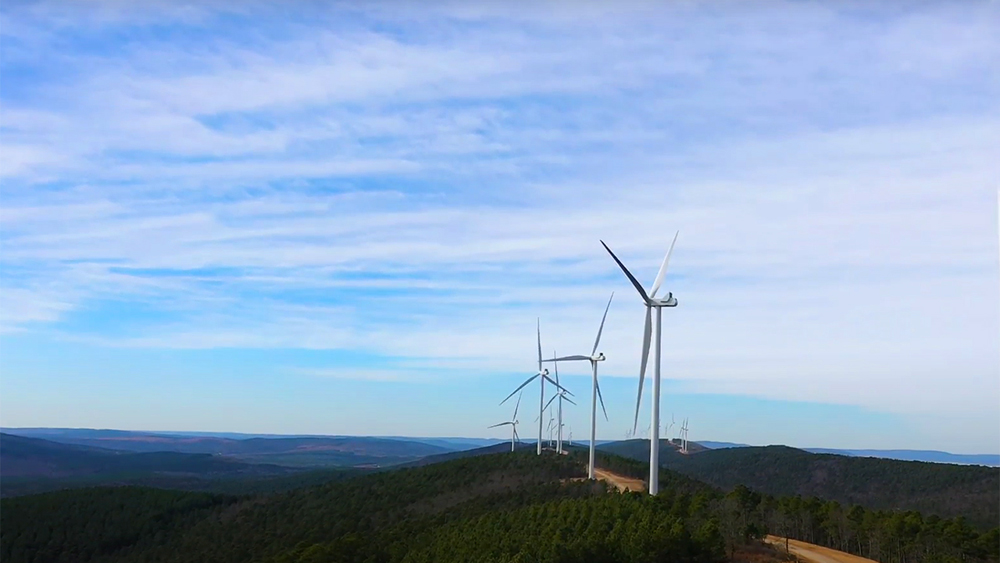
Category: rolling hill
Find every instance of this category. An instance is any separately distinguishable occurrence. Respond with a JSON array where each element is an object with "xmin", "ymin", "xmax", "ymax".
[
  {"xmin": 0, "ymin": 433, "xmax": 298, "ymax": 497},
  {"xmin": 599, "ymin": 440, "xmax": 1000, "ymax": 529},
  {"xmin": 0, "ymin": 433, "xmax": 279, "ymax": 478},
  {"xmin": 2, "ymin": 428, "xmax": 453, "ymax": 467}
]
